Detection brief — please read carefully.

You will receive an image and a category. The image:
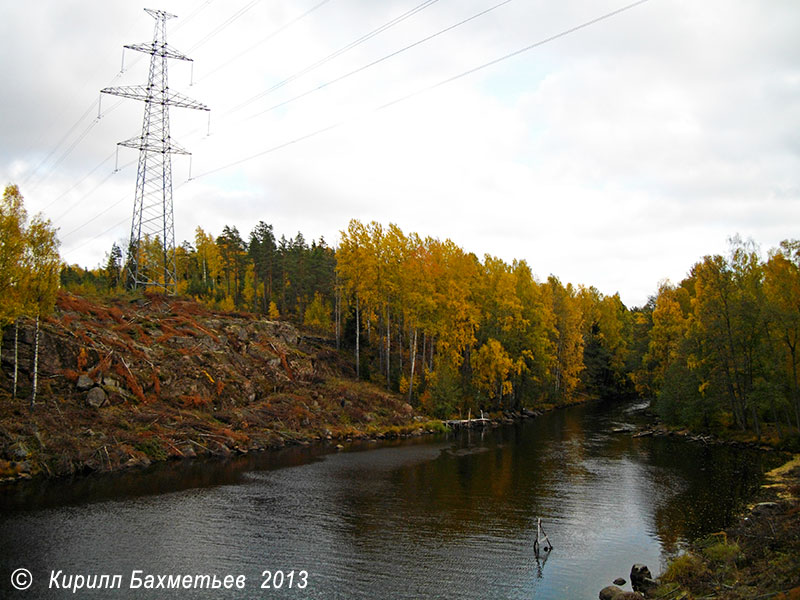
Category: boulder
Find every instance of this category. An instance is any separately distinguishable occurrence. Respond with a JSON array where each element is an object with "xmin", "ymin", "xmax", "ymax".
[
  {"xmin": 76, "ymin": 374, "xmax": 94, "ymax": 391},
  {"xmin": 630, "ymin": 564, "xmax": 658, "ymax": 595},
  {"xmin": 86, "ymin": 387, "xmax": 107, "ymax": 408},
  {"xmin": 613, "ymin": 578, "xmax": 626, "ymax": 586},
  {"xmin": 600, "ymin": 587, "xmax": 645, "ymax": 600},
  {"xmin": 600, "ymin": 585, "xmax": 624, "ymax": 600}
]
